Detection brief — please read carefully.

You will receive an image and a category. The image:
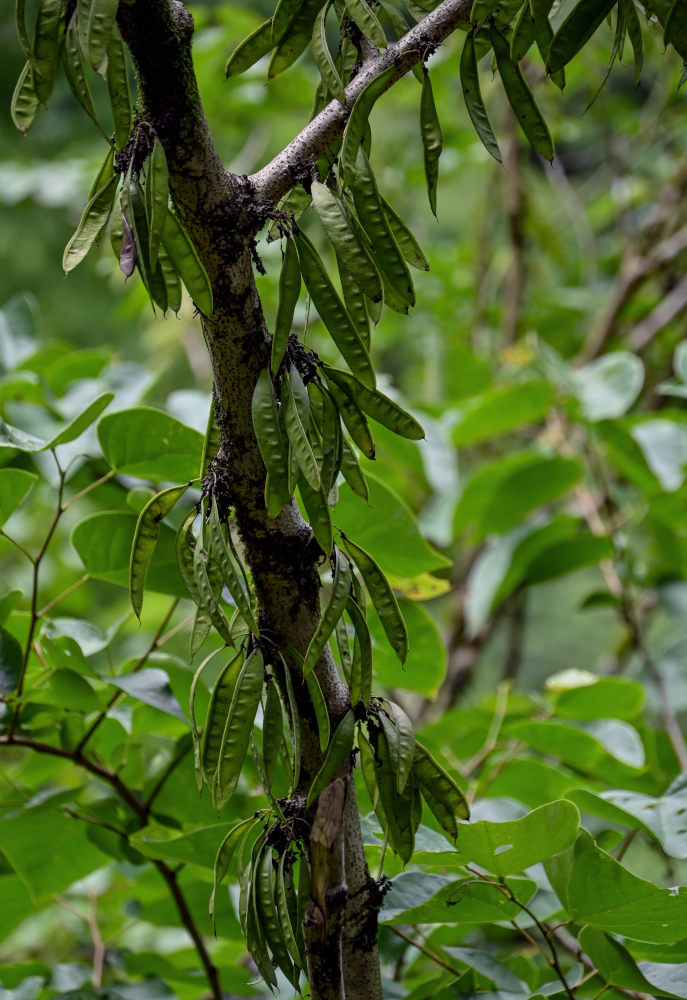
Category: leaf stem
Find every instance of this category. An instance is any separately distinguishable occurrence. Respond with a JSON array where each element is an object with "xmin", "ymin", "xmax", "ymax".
[
  {"xmin": 38, "ymin": 574, "xmax": 89, "ymax": 617},
  {"xmin": 9, "ymin": 454, "xmax": 66, "ymax": 736},
  {"xmin": 61, "ymin": 469, "xmax": 115, "ymax": 510},
  {"xmin": 466, "ymin": 867, "xmax": 574, "ymax": 1000},
  {"xmin": 389, "ymin": 926, "xmax": 464, "ymax": 977},
  {"xmin": 1, "ymin": 530, "xmax": 35, "ymax": 562}
]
